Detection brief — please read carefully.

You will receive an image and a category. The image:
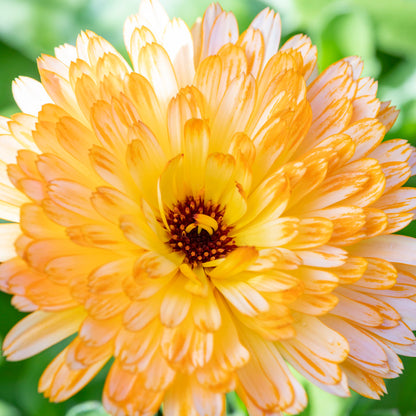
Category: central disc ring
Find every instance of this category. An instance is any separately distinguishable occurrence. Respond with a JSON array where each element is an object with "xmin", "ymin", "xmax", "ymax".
[{"xmin": 165, "ymin": 196, "xmax": 236, "ymax": 267}]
